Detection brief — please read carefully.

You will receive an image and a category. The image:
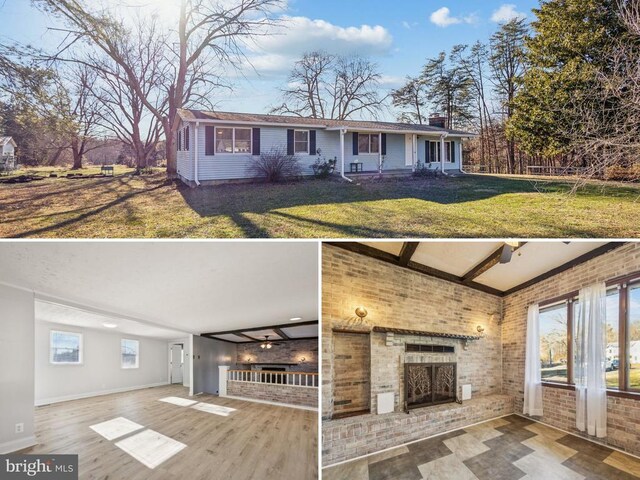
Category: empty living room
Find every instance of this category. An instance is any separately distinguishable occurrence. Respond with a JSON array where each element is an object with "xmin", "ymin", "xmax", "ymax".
[
  {"xmin": 0, "ymin": 241, "xmax": 319, "ymax": 480},
  {"xmin": 322, "ymin": 241, "xmax": 640, "ymax": 480}
]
